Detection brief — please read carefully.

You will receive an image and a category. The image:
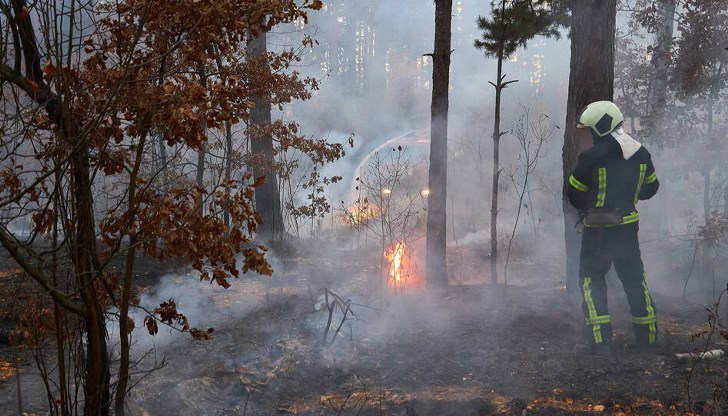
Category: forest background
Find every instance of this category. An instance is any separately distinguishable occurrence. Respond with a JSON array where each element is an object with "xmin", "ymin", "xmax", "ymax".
[{"xmin": 0, "ymin": 0, "xmax": 727, "ymax": 415}]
